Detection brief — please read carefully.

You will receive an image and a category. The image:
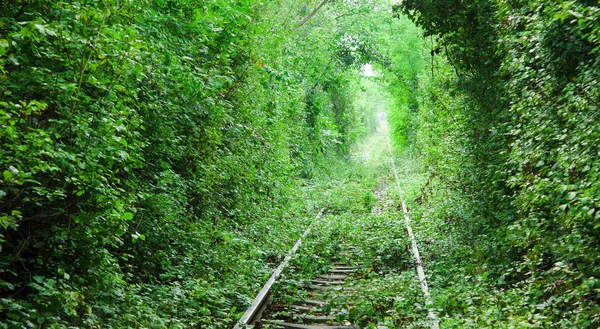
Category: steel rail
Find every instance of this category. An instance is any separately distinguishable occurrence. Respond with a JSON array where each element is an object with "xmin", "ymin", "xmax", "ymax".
[
  {"xmin": 387, "ymin": 139, "xmax": 440, "ymax": 329},
  {"xmin": 233, "ymin": 208, "xmax": 326, "ymax": 329}
]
